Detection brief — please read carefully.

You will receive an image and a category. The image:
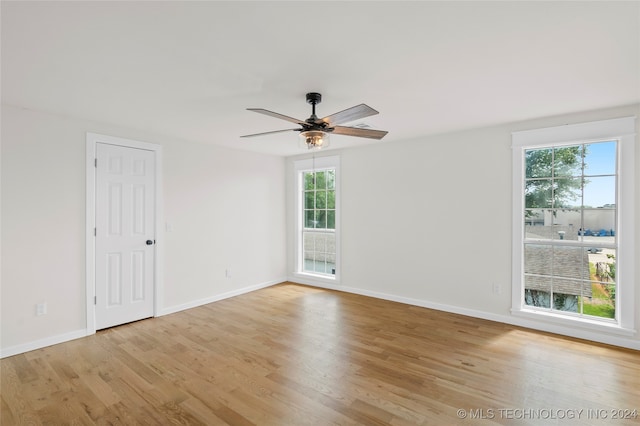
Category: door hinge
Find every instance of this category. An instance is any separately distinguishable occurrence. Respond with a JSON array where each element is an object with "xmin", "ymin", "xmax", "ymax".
[
  {"xmin": 94, "ymin": 228, "xmax": 97, "ymax": 236},
  {"xmin": 94, "ymin": 158, "xmax": 97, "ymax": 167},
  {"xmin": 94, "ymin": 296, "xmax": 97, "ymax": 305}
]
